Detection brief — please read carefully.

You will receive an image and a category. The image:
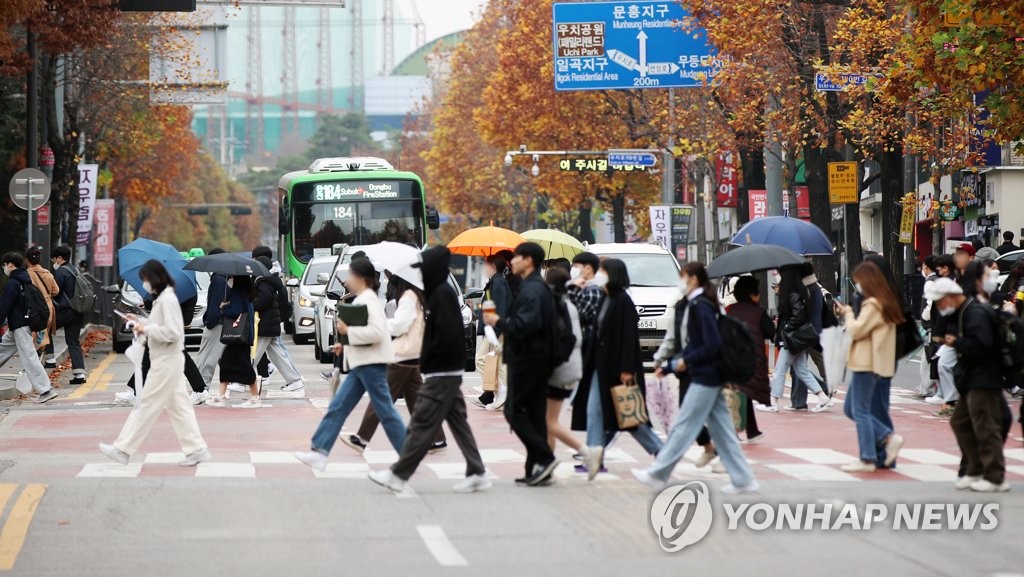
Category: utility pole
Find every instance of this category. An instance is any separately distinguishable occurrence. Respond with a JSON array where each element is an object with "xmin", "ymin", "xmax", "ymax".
[
  {"xmin": 661, "ymin": 88, "xmax": 675, "ymax": 205},
  {"xmin": 26, "ymin": 31, "xmax": 39, "ymax": 170}
]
